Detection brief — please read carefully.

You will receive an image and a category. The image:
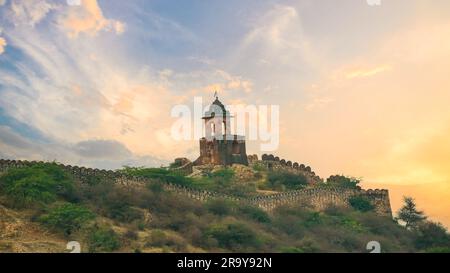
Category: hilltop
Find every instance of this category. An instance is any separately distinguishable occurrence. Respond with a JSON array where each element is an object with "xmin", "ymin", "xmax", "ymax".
[{"xmin": 0, "ymin": 160, "xmax": 449, "ymax": 253}]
